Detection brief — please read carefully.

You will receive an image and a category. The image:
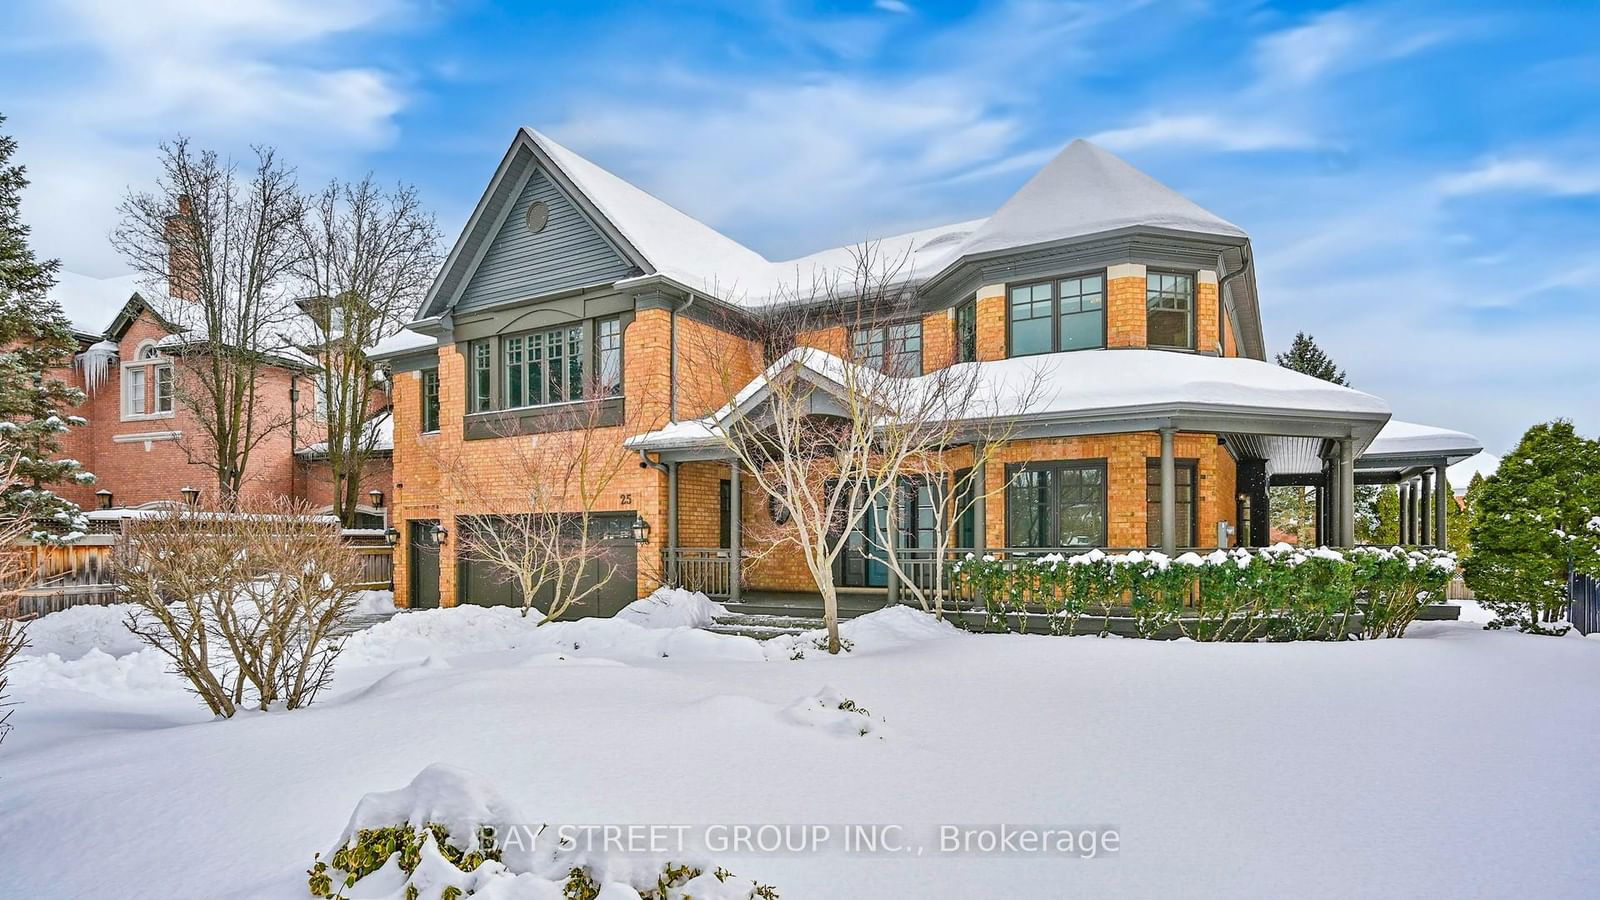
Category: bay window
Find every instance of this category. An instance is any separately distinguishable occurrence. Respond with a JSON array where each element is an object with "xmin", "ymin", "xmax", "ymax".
[
  {"xmin": 1146, "ymin": 271, "xmax": 1195, "ymax": 350},
  {"xmin": 420, "ymin": 368, "xmax": 439, "ymax": 433},
  {"xmin": 1007, "ymin": 272, "xmax": 1105, "ymax": 356}
]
